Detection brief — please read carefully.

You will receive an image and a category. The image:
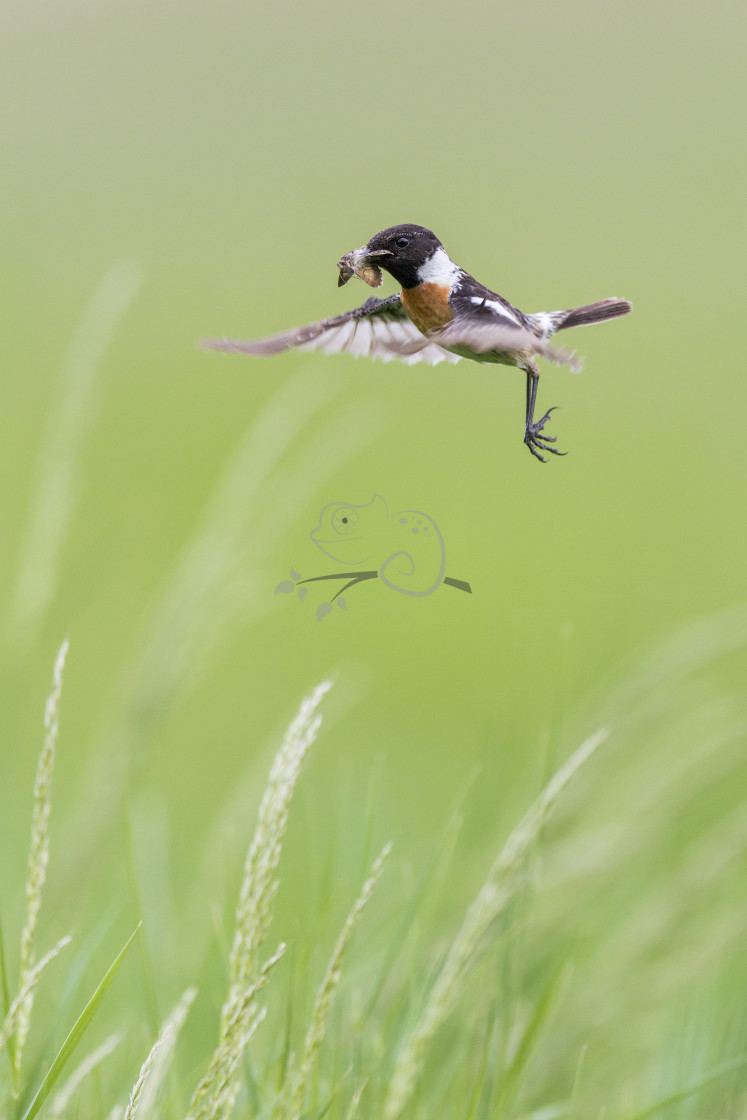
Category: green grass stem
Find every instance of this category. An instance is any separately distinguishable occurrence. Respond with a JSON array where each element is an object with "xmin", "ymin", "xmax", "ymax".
[{"xmin": 20, "ymin": 924, "xmax": 140, "ymax": 1120}]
